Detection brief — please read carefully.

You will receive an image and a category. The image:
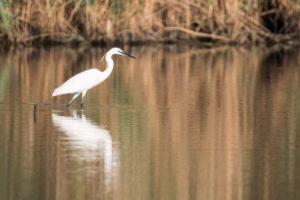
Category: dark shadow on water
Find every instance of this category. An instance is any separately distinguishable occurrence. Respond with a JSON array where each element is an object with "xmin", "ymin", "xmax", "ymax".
[{"xmin": 259, "ymin": 47, "xmax": 300, "ymax": 82}]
